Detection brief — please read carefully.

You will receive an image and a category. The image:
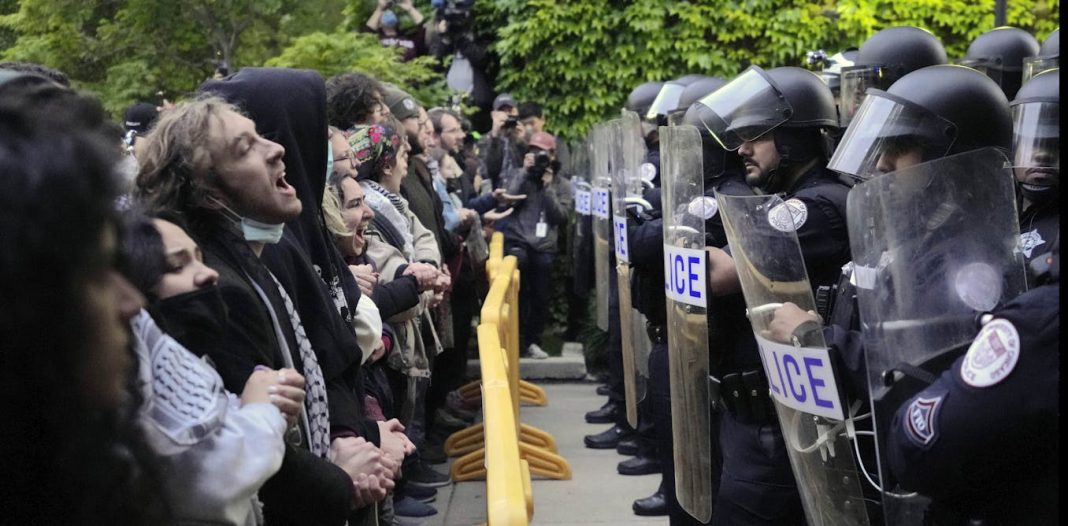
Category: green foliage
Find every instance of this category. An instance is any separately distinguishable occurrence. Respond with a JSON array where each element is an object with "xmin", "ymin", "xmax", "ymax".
[
  {"xmin": 265, "ymin": 30, "xmax": 447, "ymax": 106},
  {"xmin": 483, "ymin": 0, "xmax": 1060, "ymax": 142},
  {"xmin": 1, "ymin": 0, "xmax": 444, "ymax": 116}
]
